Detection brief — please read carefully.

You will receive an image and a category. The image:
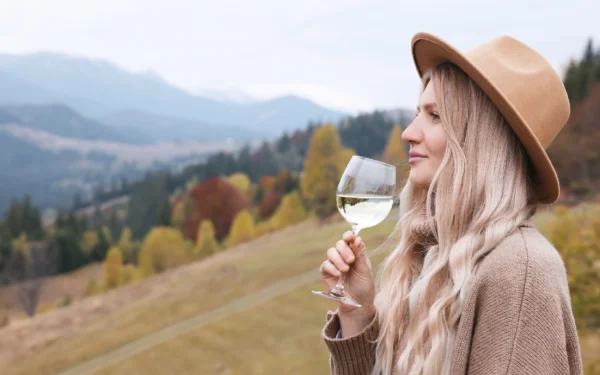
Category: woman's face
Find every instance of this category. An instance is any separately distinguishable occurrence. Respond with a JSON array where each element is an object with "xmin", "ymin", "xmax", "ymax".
[{"xmin": 401, "ymin": 81, "xmax": 447, "ymax": 187}]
